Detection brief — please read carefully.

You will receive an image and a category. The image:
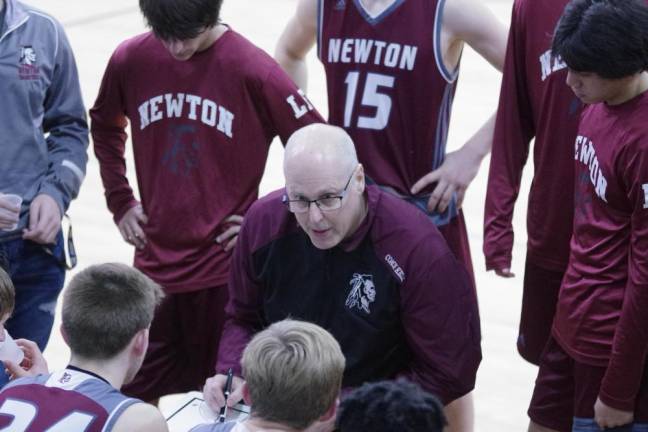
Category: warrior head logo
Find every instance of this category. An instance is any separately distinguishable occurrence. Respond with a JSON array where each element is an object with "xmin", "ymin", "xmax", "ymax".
[
  {"xmin": 345, "ymin": 273, "xmax": 376, "ymax": 314},
  {"xmin": 19, "ymin": 46, "xmax": 36, "ymax": 65},
  {"xmin": 59, "ymin": 372, "xmax": 72, "ymax": 384}
]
